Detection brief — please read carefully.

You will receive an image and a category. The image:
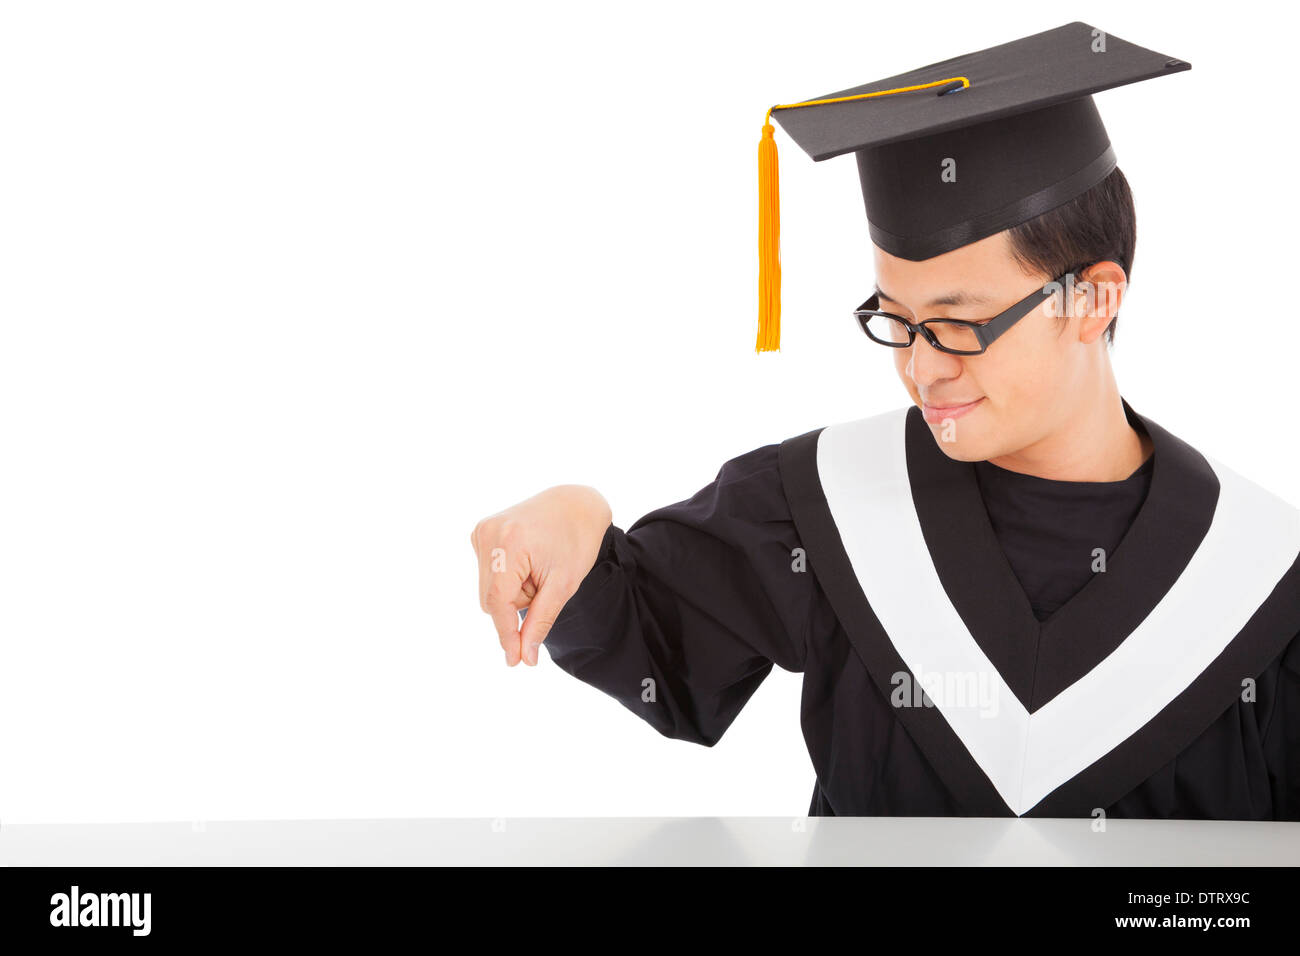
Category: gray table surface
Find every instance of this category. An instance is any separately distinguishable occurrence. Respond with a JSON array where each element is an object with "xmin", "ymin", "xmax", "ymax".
[{"xmin": 2, "ymin": 817, "xmax": 1298, "ymax": 866}]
